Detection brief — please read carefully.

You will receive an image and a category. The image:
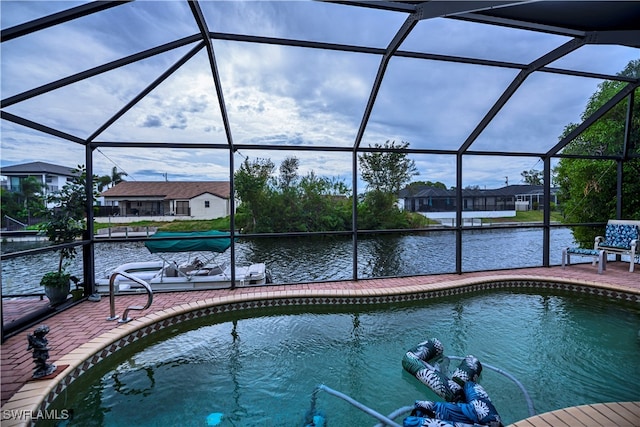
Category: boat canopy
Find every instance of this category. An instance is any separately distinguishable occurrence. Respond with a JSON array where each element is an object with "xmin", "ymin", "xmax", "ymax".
[{"xmin": 145, "ymin": 230, "xmax": 231, "ymax": 254}]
